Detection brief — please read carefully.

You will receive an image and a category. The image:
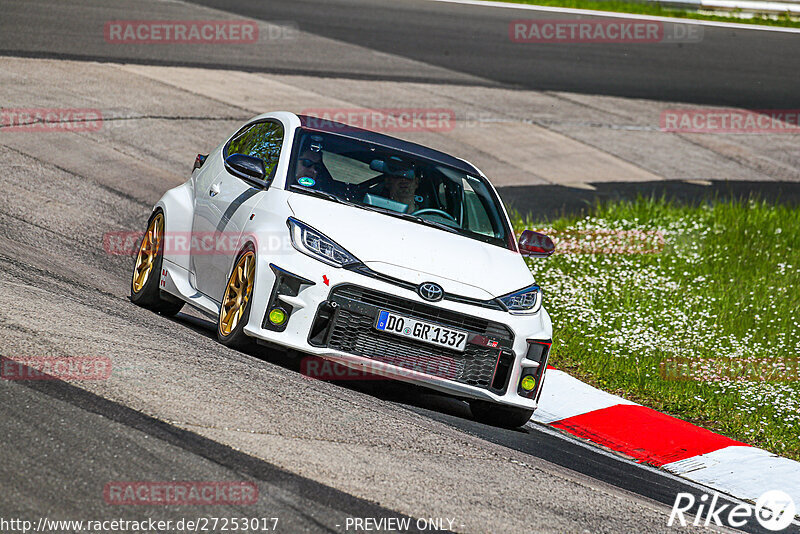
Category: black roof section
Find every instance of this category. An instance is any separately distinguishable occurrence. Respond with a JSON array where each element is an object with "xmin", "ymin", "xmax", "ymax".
[{"xmin": 297, "ymin": 114, "xmax": 479, "ymax": 175}]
